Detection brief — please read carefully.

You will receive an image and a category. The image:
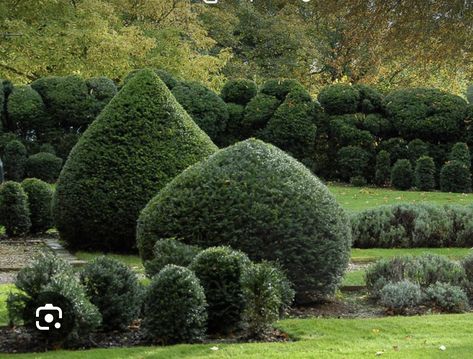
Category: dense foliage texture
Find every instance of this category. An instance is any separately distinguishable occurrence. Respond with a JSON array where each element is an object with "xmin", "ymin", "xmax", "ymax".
[
  {"xmin": 21, "ymin": 178, "xmax": 53, "ymax": 234},
  {"xmin": 138, "ymin": 139, "xmax": 351, "ymax": 303},
  {"xmin": 390, "ymin": 159, "xmax": 413, "ymax": 190},
  {"xmin": 25, "ymin": 152, "xmax": 63, "ymax": 183},
  {"xmin": 53, "ymin": 69, "xmax": 217, "ymax": 252},
  {"xmin": 3, "ymin": 140, "xmax": 27, "ymax": 181},
  {"xmin": 440, "ymin": 160, "xmax": 472, "ymax": 193},
  {"xmin": 414, "ymin": 156, "xmax": 436, "ymax": 191},
  {"xmin": 0, "ymin": 181, "xmax": 31, "ymax": 237}
]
